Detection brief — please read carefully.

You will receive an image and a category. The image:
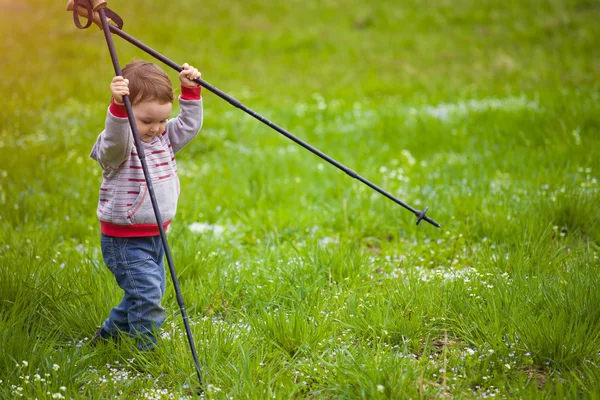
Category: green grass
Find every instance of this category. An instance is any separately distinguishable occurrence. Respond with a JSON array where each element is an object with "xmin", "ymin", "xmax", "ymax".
[{"xmin": 1, "ymin": 0, "xmax": 599, "ymax": 398}]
